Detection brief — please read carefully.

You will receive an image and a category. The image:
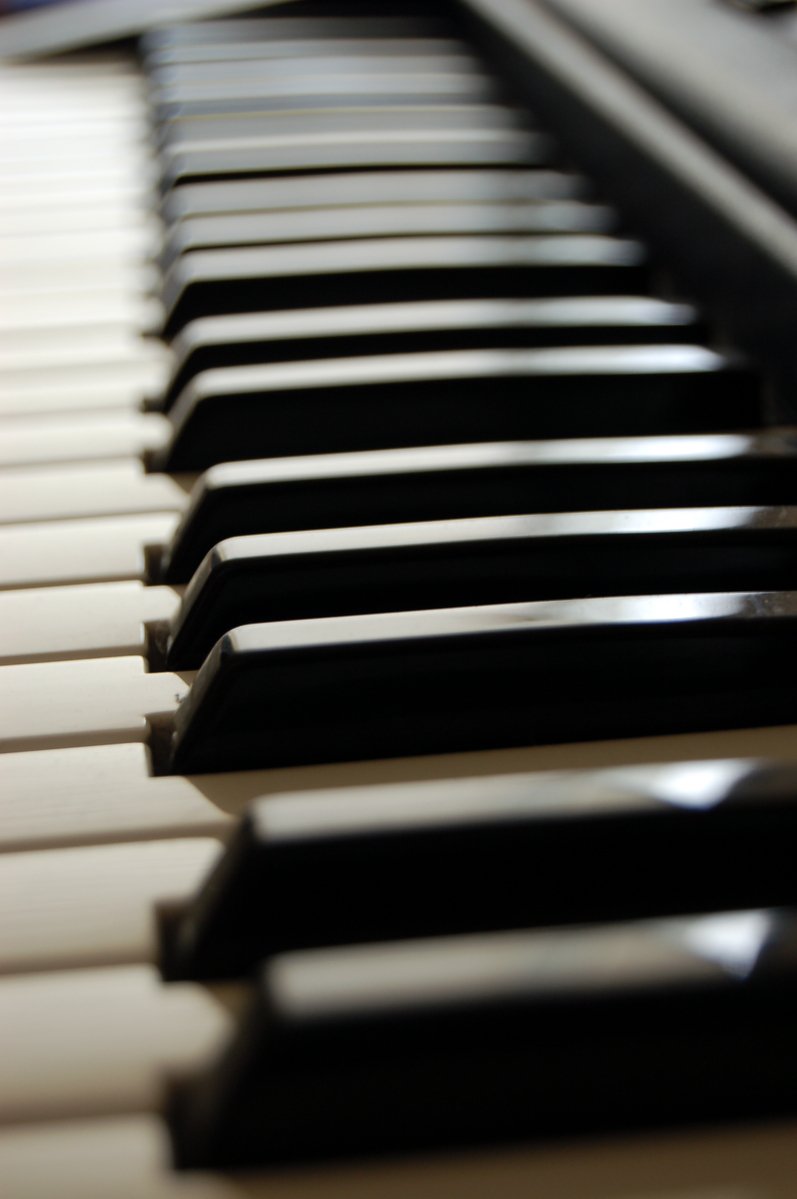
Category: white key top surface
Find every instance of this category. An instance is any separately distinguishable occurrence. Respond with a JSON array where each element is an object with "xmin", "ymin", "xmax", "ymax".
[
  {"xmin": 0, "ymin": 462, "xmax": 190, "ymax": 526},
  {"xmin": 0, "ymin": 656, "xmax": 191, "ymax": 753},
  {"xmin": 0, "ymin": 513, "xmax": 178, "ymax": 589},
  {"xmin": 0, "ymin": 965, "xmax": 242, "ymax": 1123},
  {"xmin": 0, "ymin": 412, "xmax": 169, "ymax": 469},
  {"xmin": 0, "ymin": 582, "xmax": 181, "ymax": 664},
  {"xmin": 0, "ymin": 839, "xmax": 221, "ymax": 975}
]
